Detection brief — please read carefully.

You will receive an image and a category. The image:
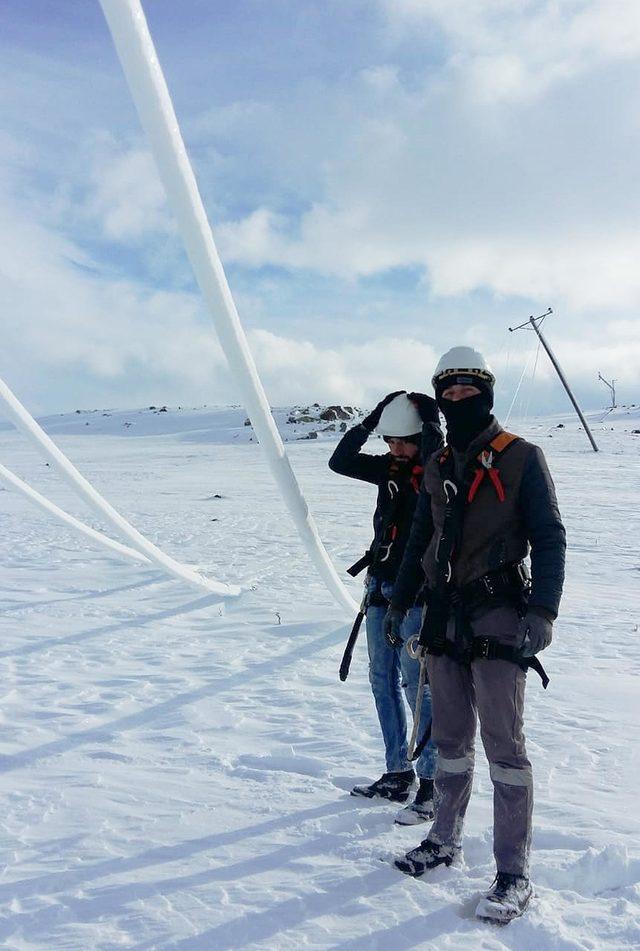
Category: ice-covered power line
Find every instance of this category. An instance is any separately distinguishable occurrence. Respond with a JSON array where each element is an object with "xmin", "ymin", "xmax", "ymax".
[
  {"xmin": 0, "ymin": 377, "xmax": 239, "ymax": 597},
  {"xmin": 98, "ymin": 0, "xmax": 357, "ymax": 614},
  {"xmin": 504, "ymin": 345, "xmax": 535, "ymax": 429},
  {"xmin": 0, "ymin": 462, "xmax": 150, "ymax": 565}
]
